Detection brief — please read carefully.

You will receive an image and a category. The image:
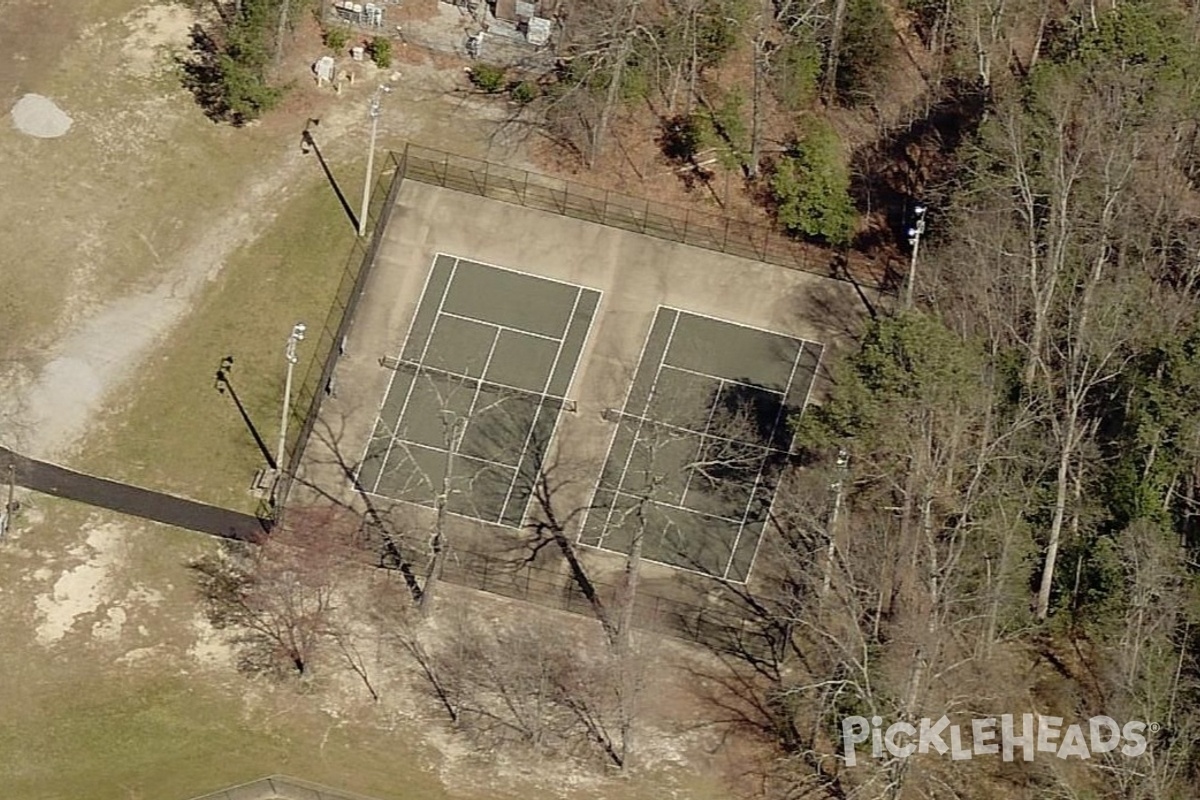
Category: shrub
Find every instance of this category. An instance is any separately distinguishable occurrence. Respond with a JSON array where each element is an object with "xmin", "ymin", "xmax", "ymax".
[
  {"xmin": 511, "ymin": 80, "xmax": 540, "ymax": 104},
  {"xmin": 770, "ymin": 122, "xmax": 856, "ymax": 246},
  {"xmin": 660, "ymin": 114, "xmax": 708, "ymax": 162},
  {"xmin": 469, "ymin": 63, "xmax": 507, "ymax": 93},
  {"xmin": 367, "ymin": 36, "xmax": 393, "ymax": 69},
  {"xmin": 322, "ymin": 24, "xmax": 350, "ymax": 53},
  {"xmin": 774, "ymin": 37, "xmax": 822, "ymax": 111}
]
